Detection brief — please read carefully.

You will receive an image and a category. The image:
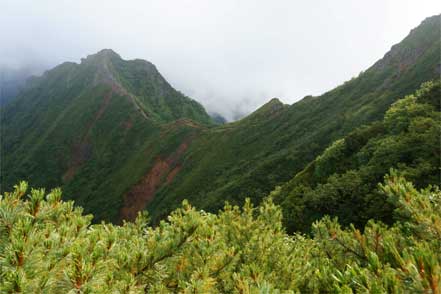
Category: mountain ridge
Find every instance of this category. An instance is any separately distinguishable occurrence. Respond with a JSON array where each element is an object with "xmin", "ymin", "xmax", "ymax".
[
  {"xmin": 1, "ymin": 15, "xmax": 439, "ymax": 224},
  {"xmin": 0, "ymin": 50, "xmax": 212, "ymax": 220},
  {"xmin": 145, "ymin": 14, "xmax": 440, "ymax": 222}
]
